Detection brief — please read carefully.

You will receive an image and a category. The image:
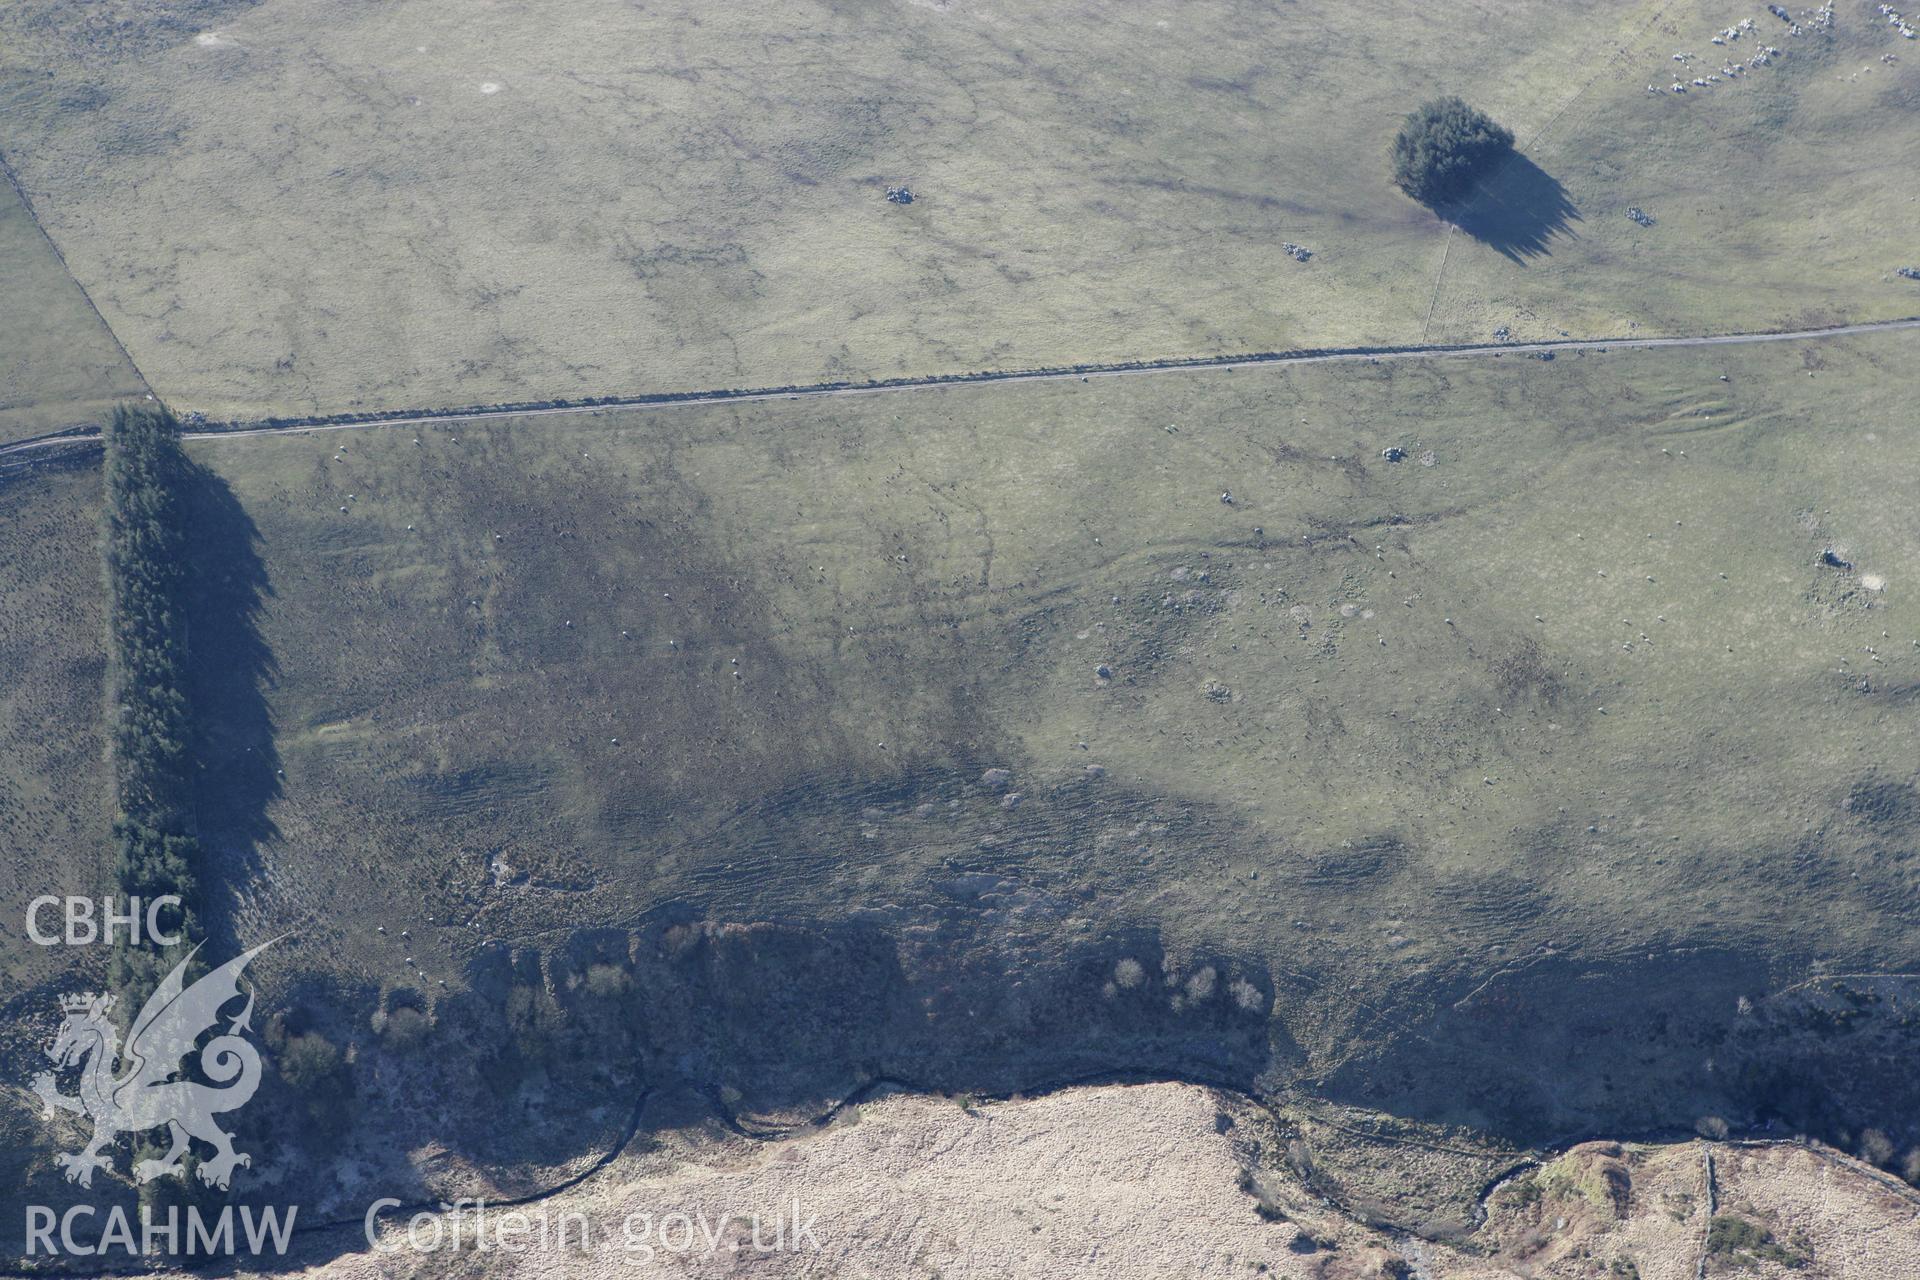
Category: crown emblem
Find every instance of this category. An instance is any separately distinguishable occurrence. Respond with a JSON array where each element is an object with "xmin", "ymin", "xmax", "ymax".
[{"xmin": 60, "ymin": 992, "xmax": 112, "ymax": 1015}]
